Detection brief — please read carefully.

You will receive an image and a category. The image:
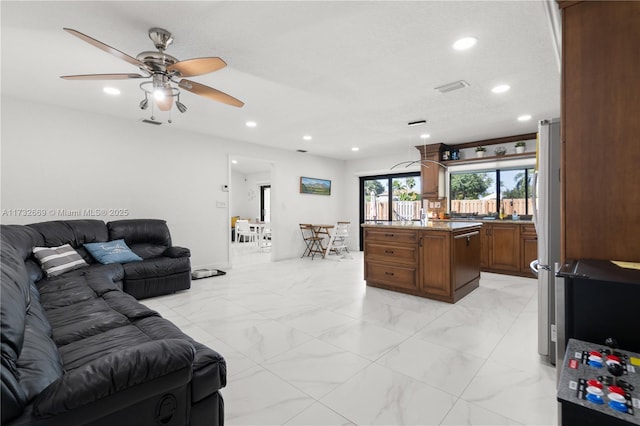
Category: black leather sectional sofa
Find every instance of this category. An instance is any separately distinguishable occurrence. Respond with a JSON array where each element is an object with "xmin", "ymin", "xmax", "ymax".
[{"xmin": 1, "ymin": 219, "xmax": 226, "ymax": 425}]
